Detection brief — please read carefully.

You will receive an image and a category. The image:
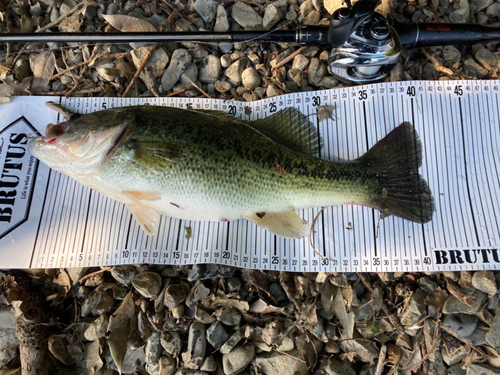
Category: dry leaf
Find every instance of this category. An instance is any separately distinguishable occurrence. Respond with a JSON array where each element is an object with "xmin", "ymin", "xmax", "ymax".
[
  {"xmin": 316, "ymin": 104, "xmax": 336, "ymax": 122},
  {"xmin": 108, "ymin": 326, "xmax": 129, "ymax": 374},
  {"xmin": 249, "ymin": 299, "xmax": 284, "ymax": 314},
  {"xmin": 31, "ymin": 52, "xmax": 55, "ymax": 94},
  {"xmin": 59, "ymin": 11, "xmax": 82, "ymax": 32},
  {"xmin": 103, "ymin": 14, "xmax": 157, "ymax": 32}
]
